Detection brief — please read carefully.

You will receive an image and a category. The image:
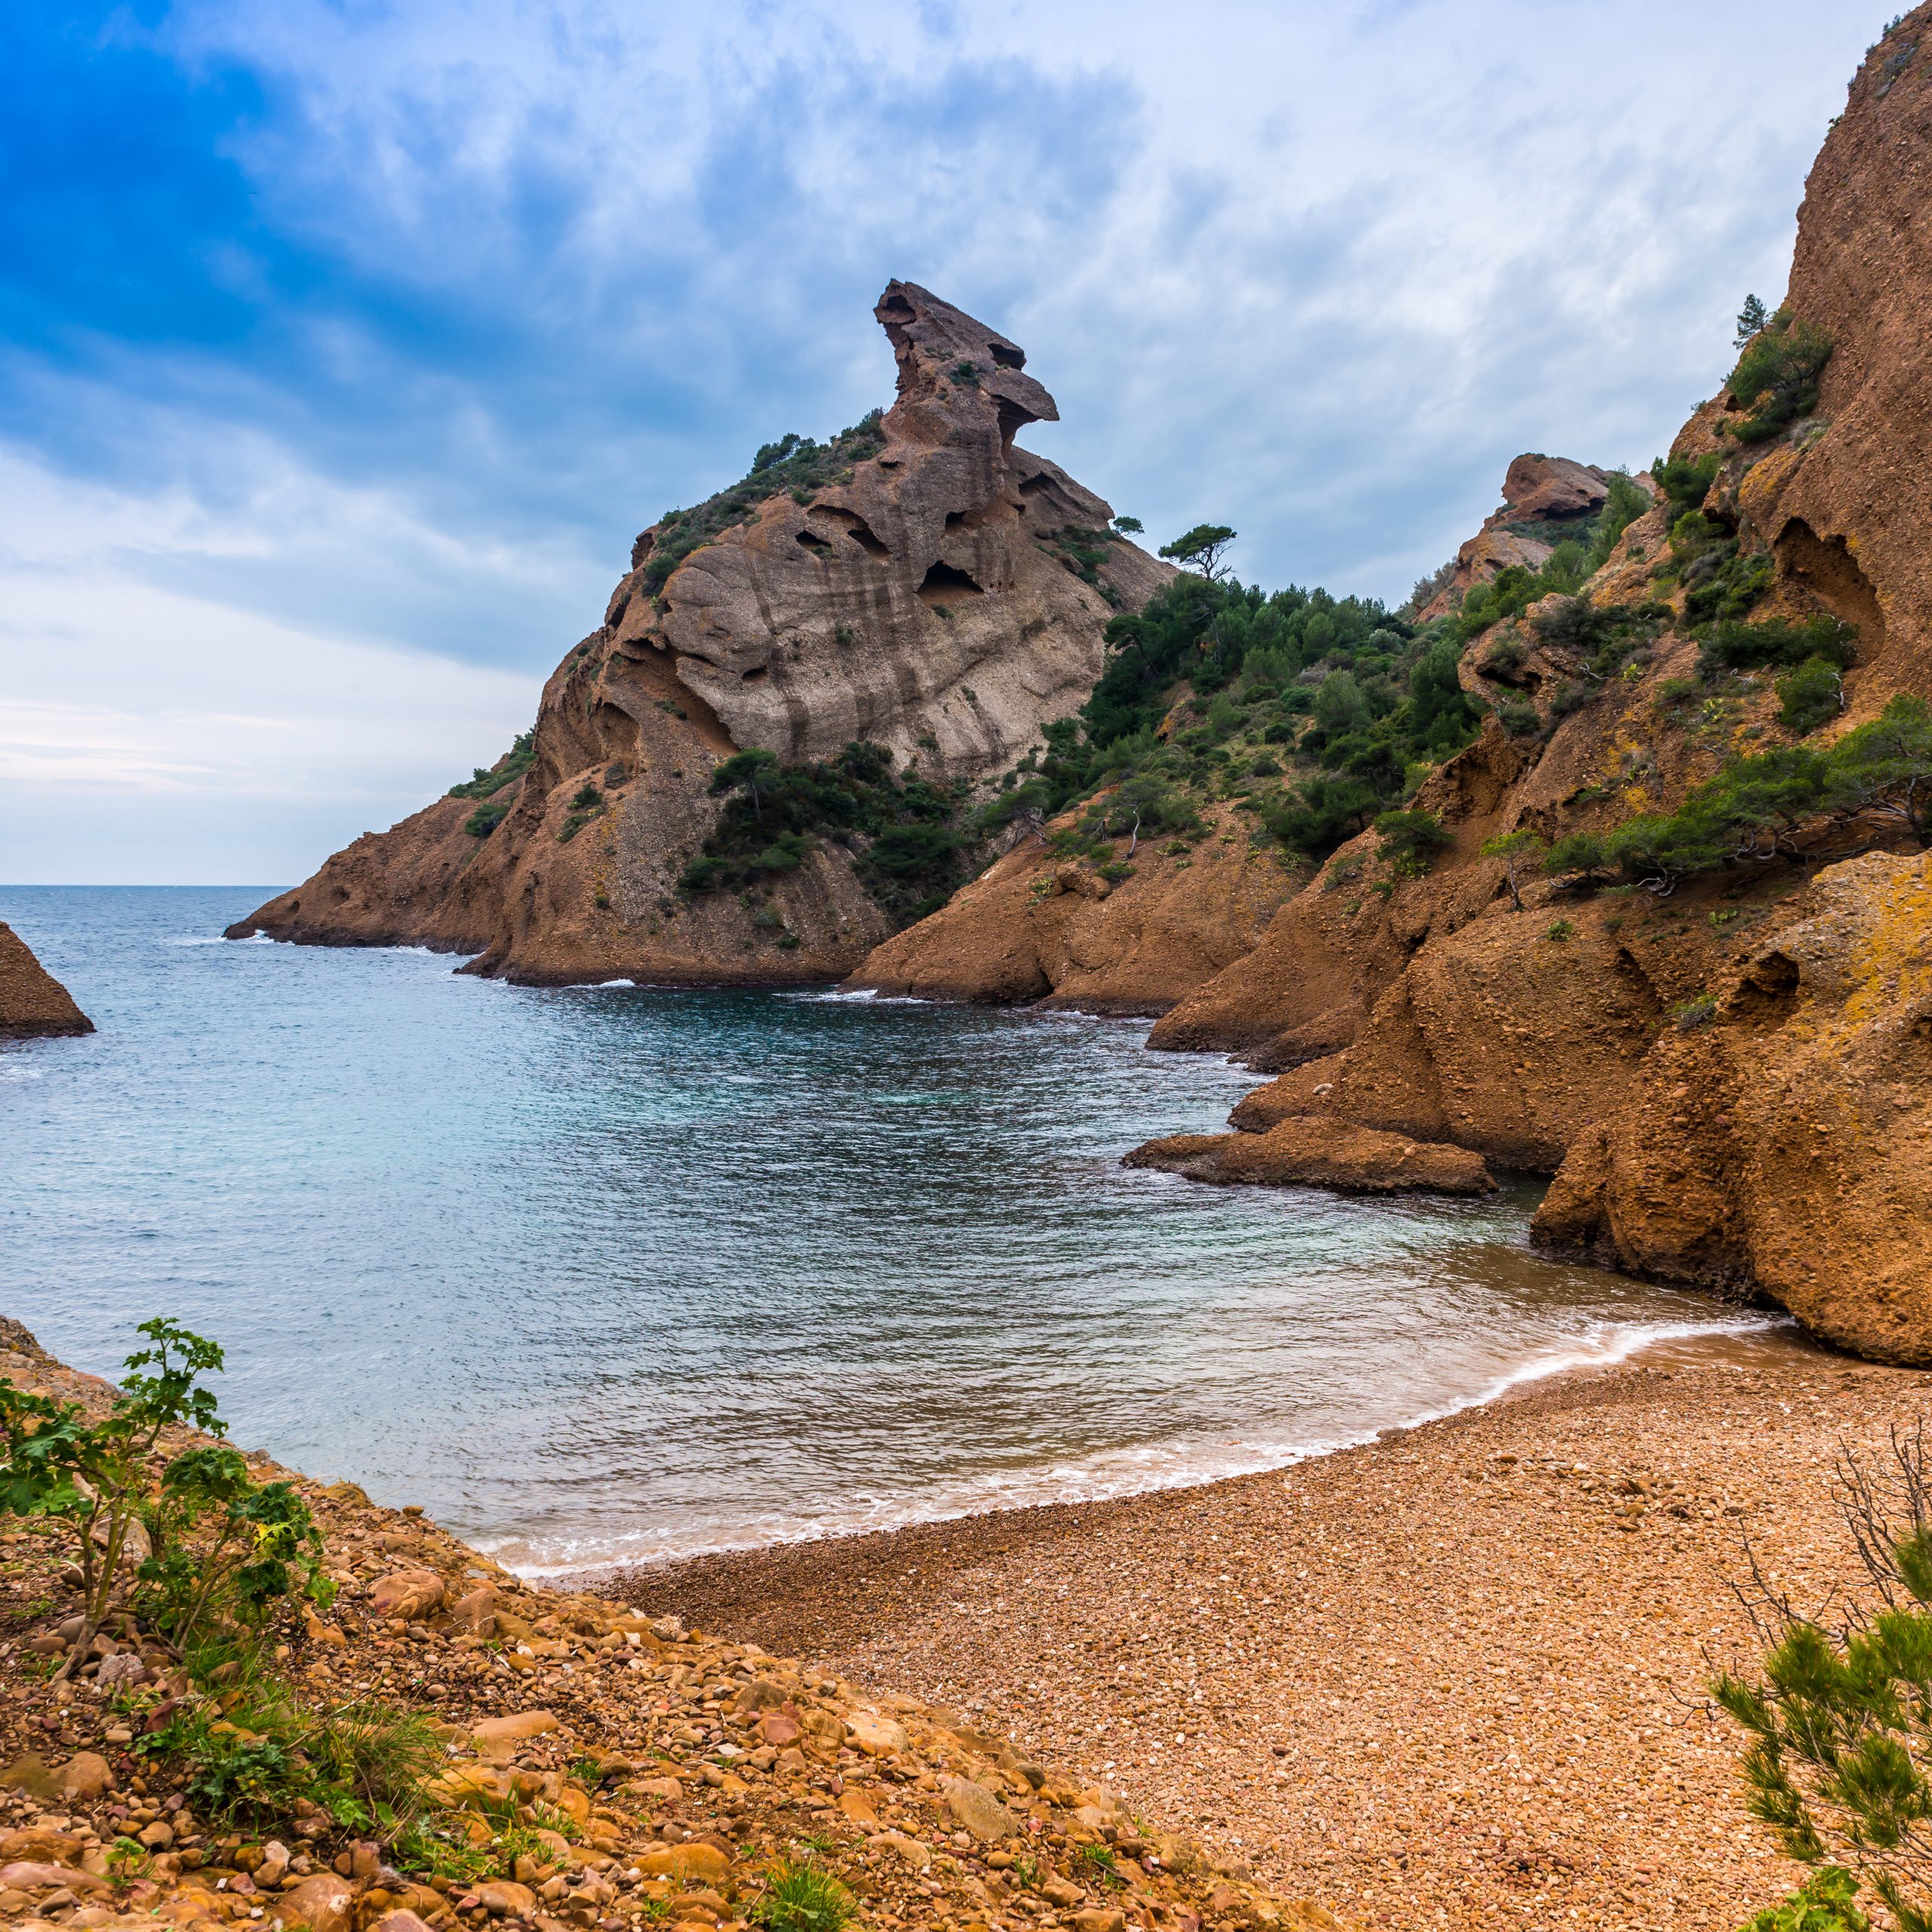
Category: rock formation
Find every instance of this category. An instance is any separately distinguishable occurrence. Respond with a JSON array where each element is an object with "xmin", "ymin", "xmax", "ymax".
[
  {"xmin": 229, "ymin": 284, "xmax": 1168, "ymax": 983},
  {"xmin": 1414, "ymin": 454, "xmax": 1620, "ymax": 623},
  {"xmin": 852, "ymin": 800, "xmax": 1303, "ymax": 1014},
  {"xmin": 855, "ymin": 14, "xmax": 1932, "ymax": 1349},
  {"xmin": 0, "ymin": 922, "xmax": 93, "ymax": 1038}
]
